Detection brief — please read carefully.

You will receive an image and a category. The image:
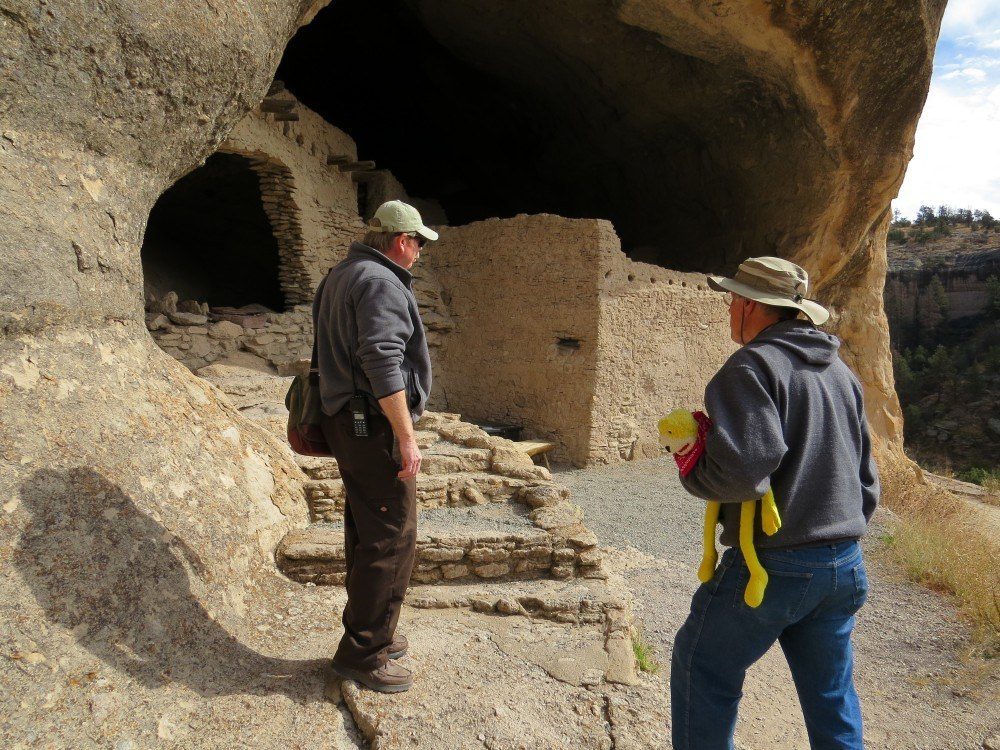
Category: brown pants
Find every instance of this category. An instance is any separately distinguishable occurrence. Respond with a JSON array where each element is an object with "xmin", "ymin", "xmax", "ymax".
[{"xmin": 321, "ymin": 407, "xmax": 417, "ymax": 670}]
